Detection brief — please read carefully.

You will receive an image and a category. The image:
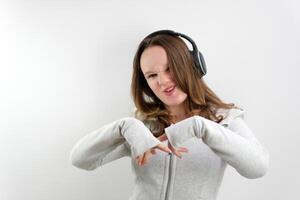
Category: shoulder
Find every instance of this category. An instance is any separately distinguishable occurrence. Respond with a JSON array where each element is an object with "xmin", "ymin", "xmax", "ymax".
[{"xmin": 216, "ymin": 107, "xmax": 245, "ymax": 127}]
